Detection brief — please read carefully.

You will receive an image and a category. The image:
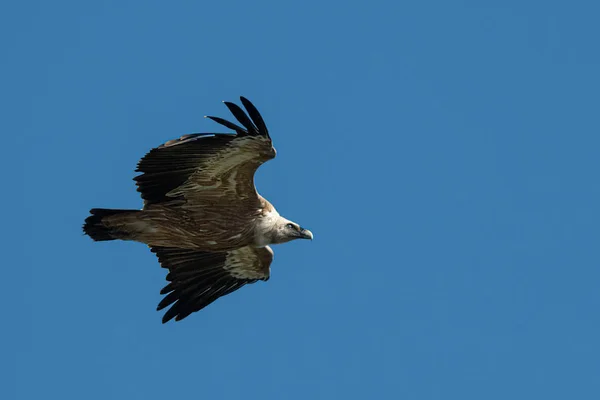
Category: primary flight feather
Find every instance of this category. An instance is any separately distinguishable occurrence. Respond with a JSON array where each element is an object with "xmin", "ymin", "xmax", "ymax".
[{"xmin": 83, "ymin": 97, "xmax": 312, "ymax": 323}]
